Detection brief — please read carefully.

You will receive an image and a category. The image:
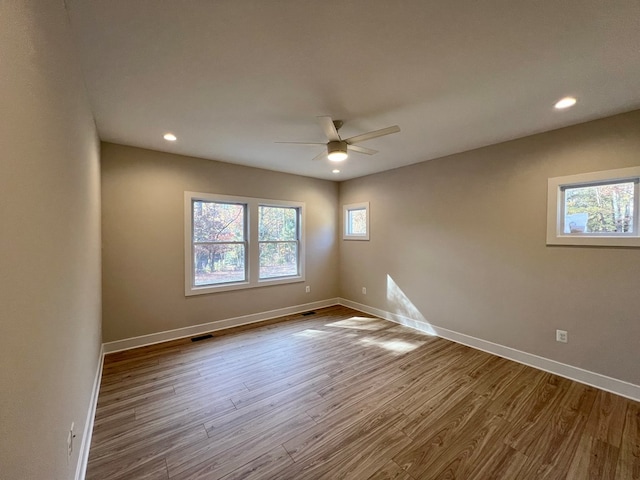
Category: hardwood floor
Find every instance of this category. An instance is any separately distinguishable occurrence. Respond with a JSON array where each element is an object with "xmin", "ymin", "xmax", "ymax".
[{"xmin": 87, "ymin": 306, "xmax": 640, "ymax": 479}]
